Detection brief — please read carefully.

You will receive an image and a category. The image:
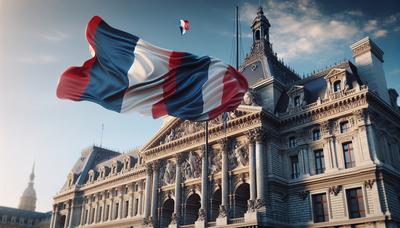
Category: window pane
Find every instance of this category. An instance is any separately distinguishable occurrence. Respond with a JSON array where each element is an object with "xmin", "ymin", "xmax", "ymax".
[
  {"xmin": 312, "ymin": 193, "xmax": 328, "ymax": 223},
  {"xmin": 346, "ymin": 188, "xmax": 365, "ymax": 219}
]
